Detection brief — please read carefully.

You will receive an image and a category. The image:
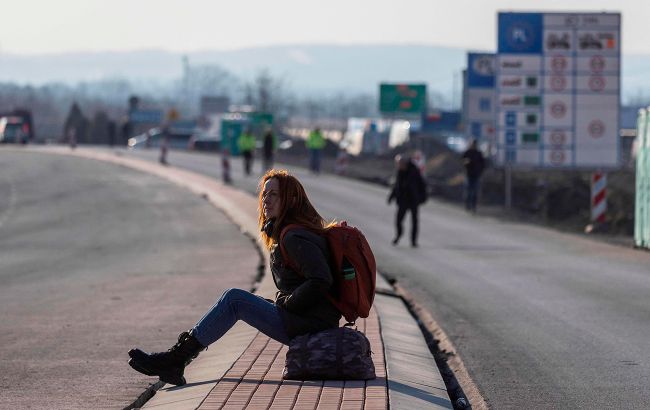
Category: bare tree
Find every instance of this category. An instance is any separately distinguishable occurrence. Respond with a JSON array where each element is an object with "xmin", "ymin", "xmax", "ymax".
[
  {"xmin": 181, "ymin": 63, "xmax": 240, "ymax": 115},
  {"xmin": 241, "ymin": 69, "xmax": 292, "ymax": 118}
]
